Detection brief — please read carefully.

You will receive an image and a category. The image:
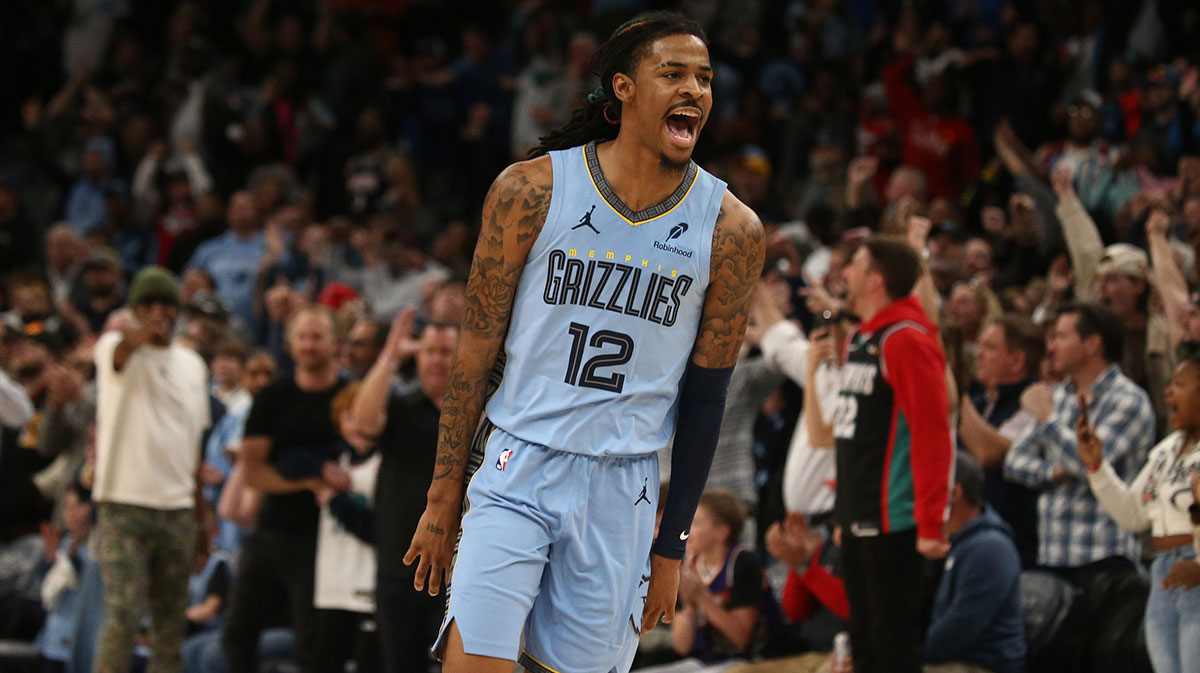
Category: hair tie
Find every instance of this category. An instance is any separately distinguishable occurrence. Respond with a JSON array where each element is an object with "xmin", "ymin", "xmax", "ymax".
[{"xmin": 587, "ymin": 87, "xmax": 605, "ymax": 105}]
